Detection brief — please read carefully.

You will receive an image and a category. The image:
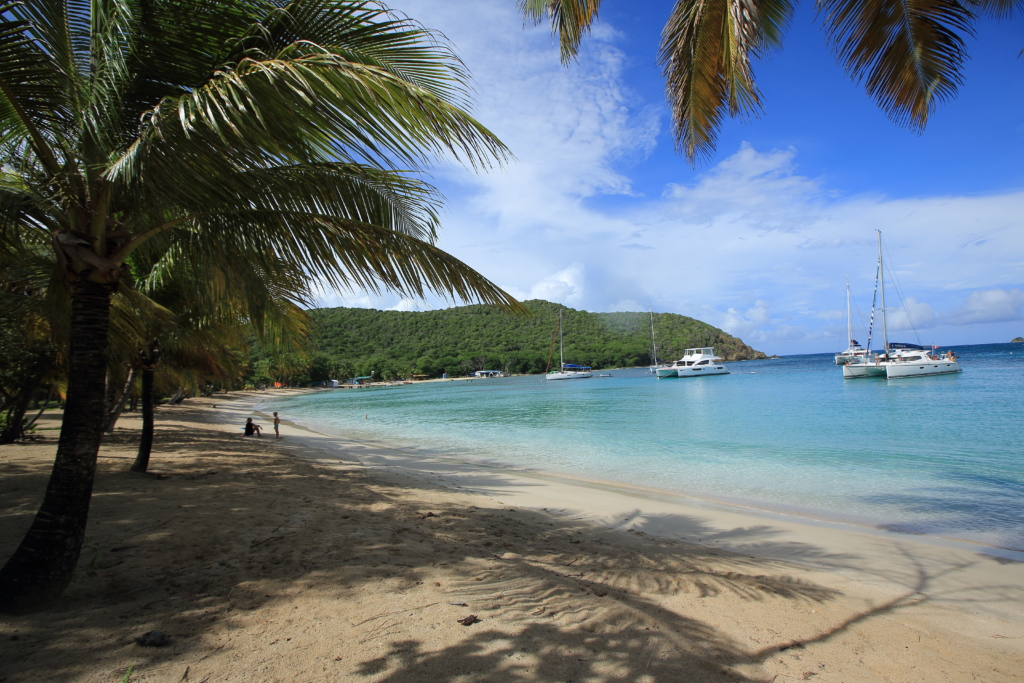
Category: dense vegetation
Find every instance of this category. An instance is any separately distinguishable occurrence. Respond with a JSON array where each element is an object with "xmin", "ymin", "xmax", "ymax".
[{"xmin": 307, "ymin": 300, "xmax": 766, "ymax": 380}]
